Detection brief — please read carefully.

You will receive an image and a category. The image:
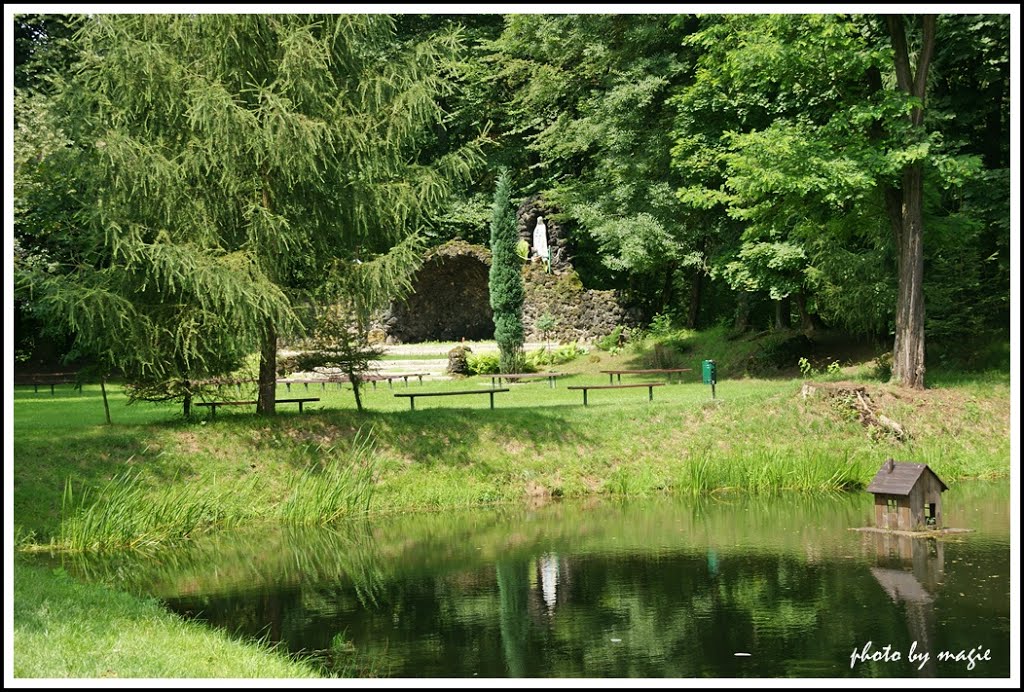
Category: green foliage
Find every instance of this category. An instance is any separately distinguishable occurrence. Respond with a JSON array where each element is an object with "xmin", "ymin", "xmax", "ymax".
[
  {"xmin": 515, "ymin": 239, "xmax": 530, "ymax": 261},
  {"xmin": 535, "ymin": 312, "xmax": 558, "ymax": 334},
  {"xmin": 19, "ymin": 14, "xmax": 480, "ymax": 411},
  {"xmin": 799, "ymin": 356, "xmax": 844, "ymax": 379},
  {"xmin": 291, "ymin": 308, "xmax": 383, "ymax": 412},
  {"xmin": 595, "ymin": 326, "xmax": 627, "ymax": 352},
  {"xmin": 488, "ymin": 169, "xmax": 525, "ymax": 373},
  {"xmin": 872, "ymin": 352, "xmax": 894, "ymax": 382},
  {"xmin": 466, "ymin": 352, "xmax": 501, "ymax": 376},
  {"xmin": 648, "ymin": 312, "xmax": 675, "ymax": 337},
  {"xmin": 526, "ymin": 343, "xmax": 587, "ymax": 368},
  {"xmin": 489, "ymin": 14, "xmax": 702, "ymax": 318}
]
